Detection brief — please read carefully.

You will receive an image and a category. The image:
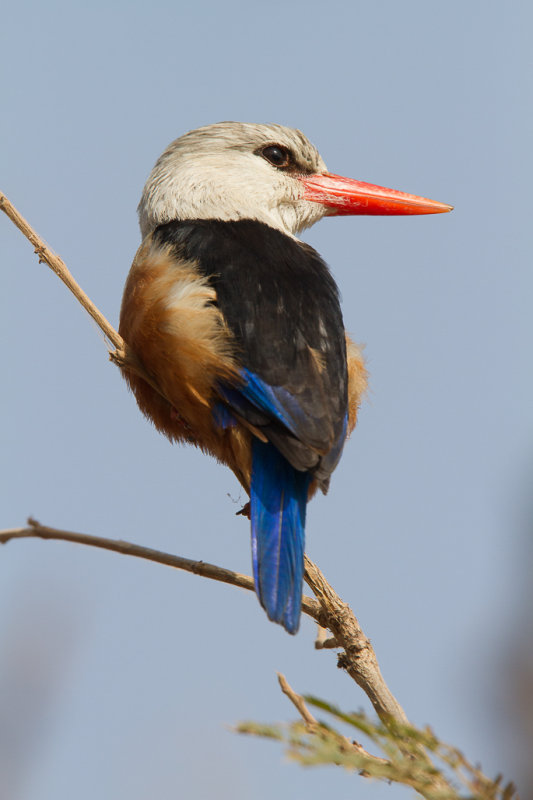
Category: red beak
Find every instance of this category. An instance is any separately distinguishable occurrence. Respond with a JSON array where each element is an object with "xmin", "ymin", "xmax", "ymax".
[{"xmin": 301, "ymin": 172, "xmax": 453, "ymax": 216}]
